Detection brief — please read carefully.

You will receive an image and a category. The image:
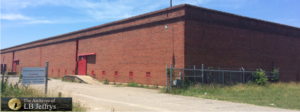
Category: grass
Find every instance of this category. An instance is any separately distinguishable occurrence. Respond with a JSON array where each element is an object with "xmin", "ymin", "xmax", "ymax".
[
  {"xmin": 127, "ymin": 81, "xmax": 159, "ymax": 89},
  {"xmin": 0, "ymin": 76, "xmax": 88, "ymax": 111},
  {"xmin": 163, "ymin": 82, "xmax": 300, "ymax": 110}
]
